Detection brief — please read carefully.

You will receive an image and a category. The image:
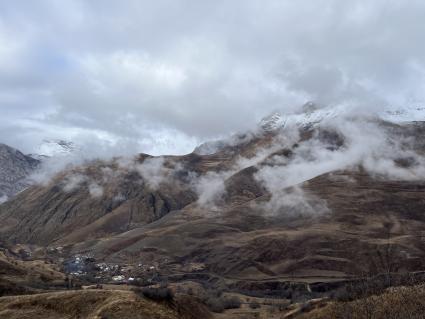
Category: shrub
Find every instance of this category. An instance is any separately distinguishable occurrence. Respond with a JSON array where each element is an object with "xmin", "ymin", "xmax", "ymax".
[
  {"xmin": 300, "ymin": 302, "xmax": 312, "ymax": 313},
  {"xmin": 39, "ymin": 274, "xmax": 50, "ymax": 282},
  {"xmin": 223, "ymin": 296, "xmax": 241, "ymax": 309},
  {"xmin": 133, "ymin": 287, "xmax": 174, "ymax": 302},
  {"xmin": 131, "ymin": 278, "xmax": 150, "ymax": 287},
  {"xmin": 205, "ymin": 297, "xmax": 225, "ymax": 313},
  {"xmin": 249, "ymin": 301, "xmax": 261, "ymax": 309},
  {"xmin": 204, "ymin": 296, "xmax": 241, "ymax": 313}
]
